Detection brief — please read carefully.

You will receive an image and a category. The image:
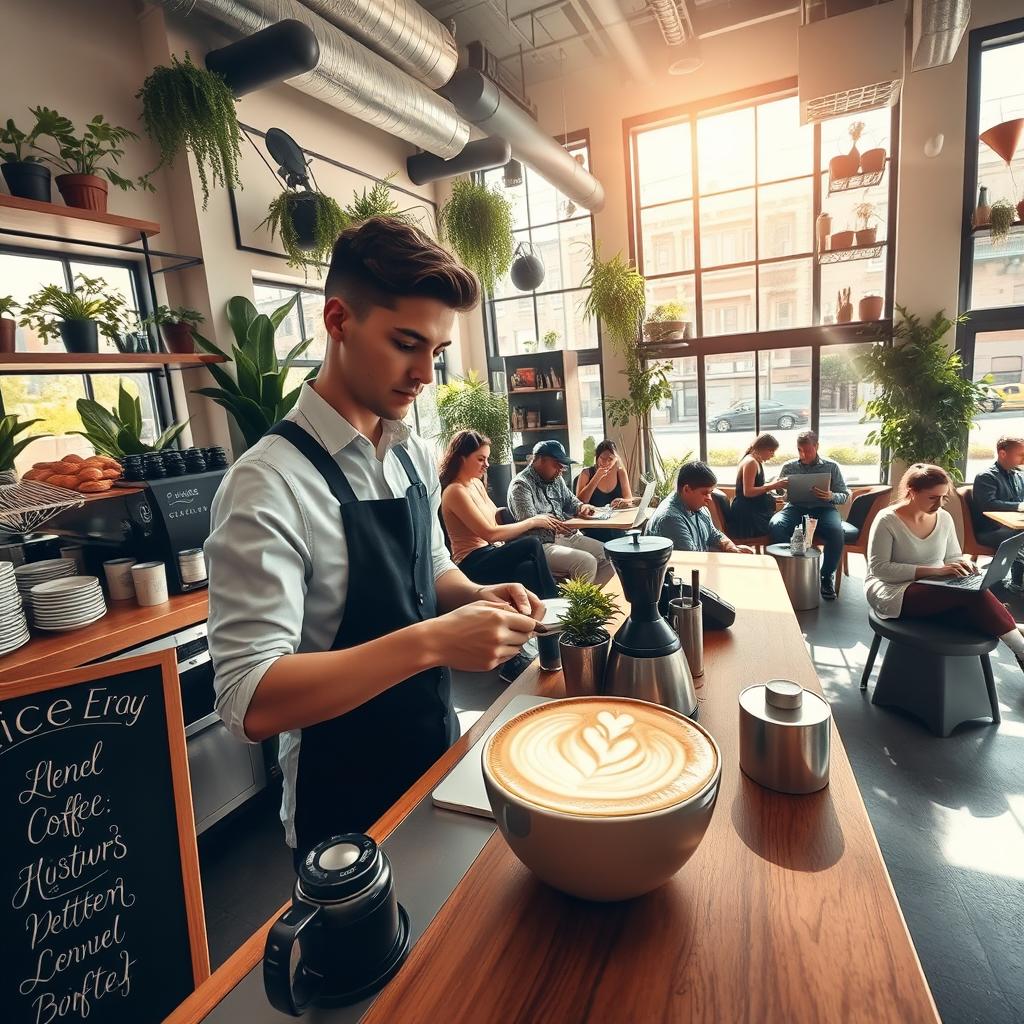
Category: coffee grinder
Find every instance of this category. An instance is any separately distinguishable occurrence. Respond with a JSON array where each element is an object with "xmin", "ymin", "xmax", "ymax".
[{"xmin": 604, "ymin": 530, "xmax": 697, "ymax": 718}]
